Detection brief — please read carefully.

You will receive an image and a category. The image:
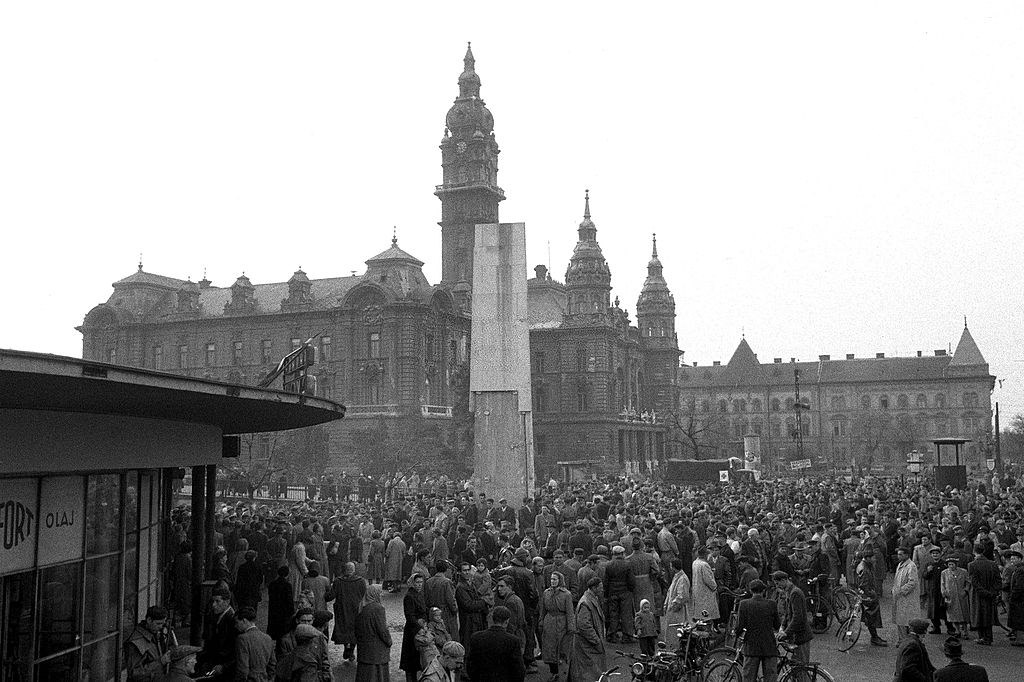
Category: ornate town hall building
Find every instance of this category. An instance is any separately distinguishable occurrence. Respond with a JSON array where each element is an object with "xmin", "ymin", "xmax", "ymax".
[
  {"xmin": 81, "ymin": 46, "xmax": 992, "ymax": 480},
  {"xmin": 79, "ymin": 46, "xmax": 677, "ymax": 479}
]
